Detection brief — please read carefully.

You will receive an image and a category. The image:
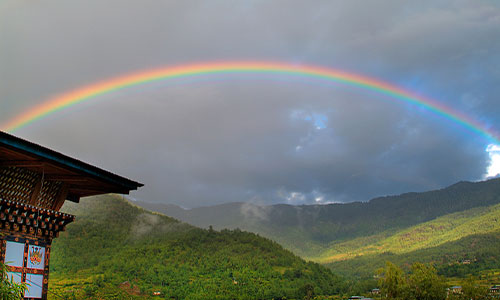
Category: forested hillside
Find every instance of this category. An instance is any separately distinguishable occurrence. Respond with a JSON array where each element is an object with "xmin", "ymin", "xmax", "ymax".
[
  {"xmin": 138, "ymin": 178, "xmax": 500, "ymax": 258},
  {"xmin": 326, "ymin": 229, "xmax": 500, "ymax": 278},
  {"xmin": 44, "ymin": 181, "xmax": 500, "ymax": 299},
  {"xmin": 48, "ymin": 195, "xmax": 344, "ymax": 299},
  {"xmin": 137, "ymin": 178, "xmax": 500, "ymax": 281},
  {"xmin": 318, "ymin": 202, "xmax": 500, "ymax": 264}
]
